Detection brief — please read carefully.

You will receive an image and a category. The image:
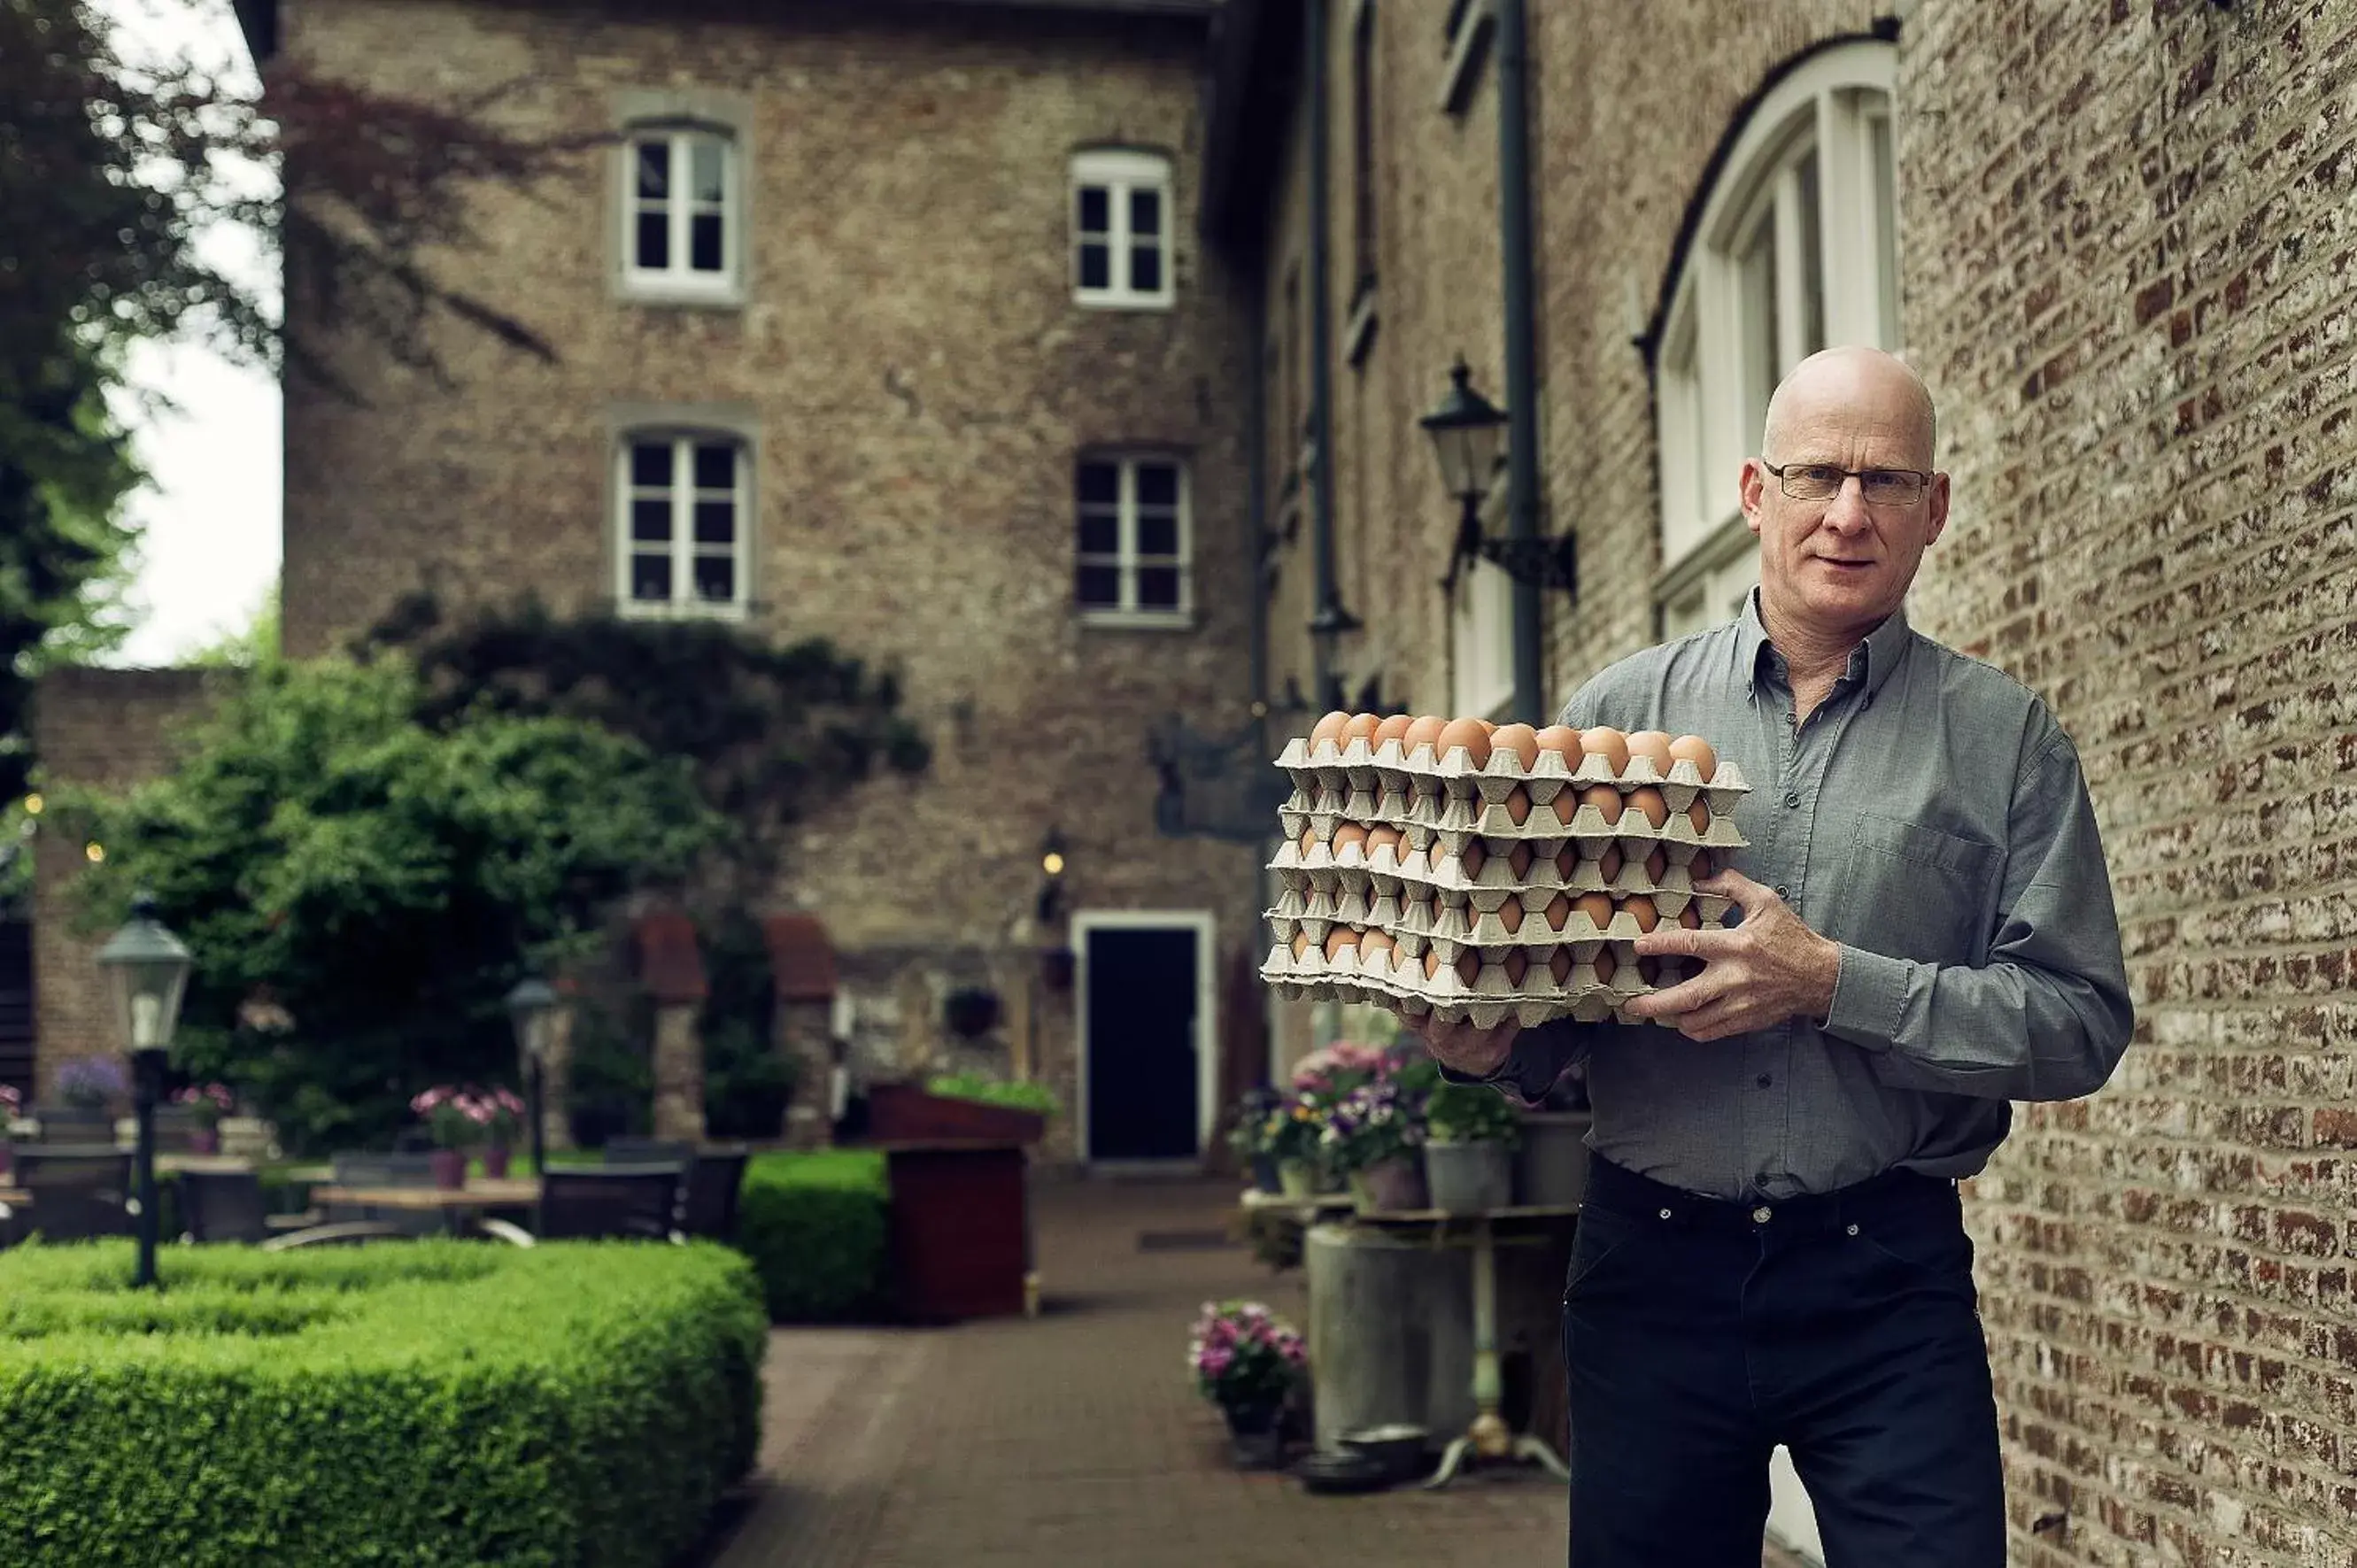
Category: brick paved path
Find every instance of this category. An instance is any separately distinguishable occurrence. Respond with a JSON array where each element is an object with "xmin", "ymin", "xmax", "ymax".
[{"xmin": 711, "ymin": 1175, "xmax": 1803, "ymax": 1568}]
